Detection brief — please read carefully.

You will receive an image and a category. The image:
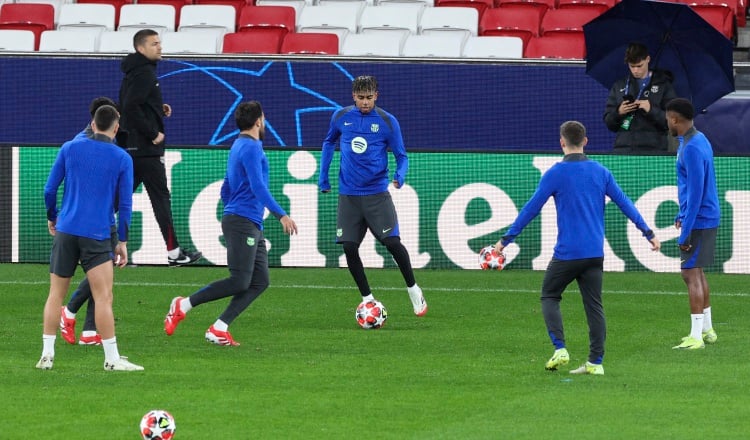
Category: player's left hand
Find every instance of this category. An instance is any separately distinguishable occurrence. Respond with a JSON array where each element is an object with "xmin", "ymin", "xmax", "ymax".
[
  {"xmin": 280, "ymin": 215, "xmax": 298, "ymax": 235},
  {"xmin": 47, "ymin": 220, "xmax": 56, "ymax": 236},
  {"xmin": 163, "ymin": 104, "xmax": 172, "ymax": 117}
]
